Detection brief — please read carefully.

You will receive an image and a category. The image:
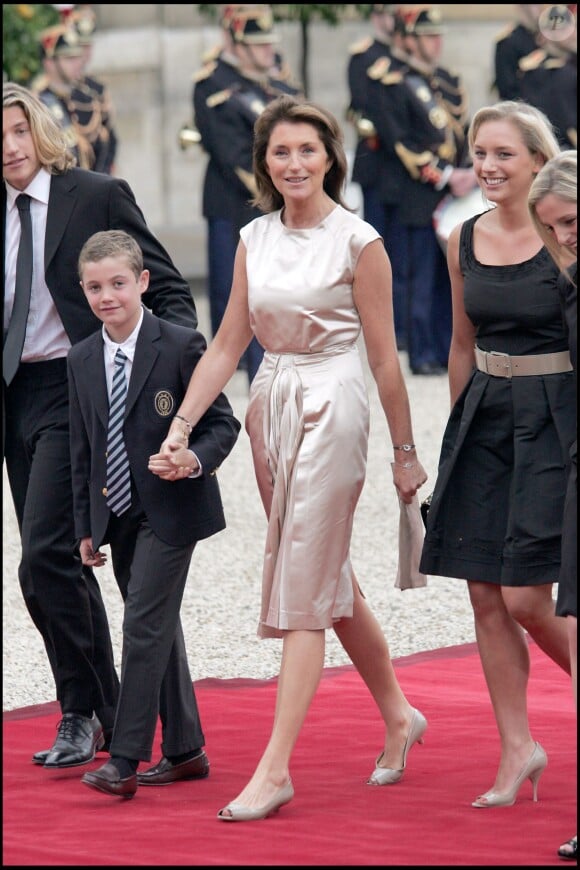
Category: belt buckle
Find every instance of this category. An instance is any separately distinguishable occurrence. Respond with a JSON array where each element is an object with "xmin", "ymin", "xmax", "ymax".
[{"xmin": 488, "ymin": 350, "xmax": 512, "ymax": 378}]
